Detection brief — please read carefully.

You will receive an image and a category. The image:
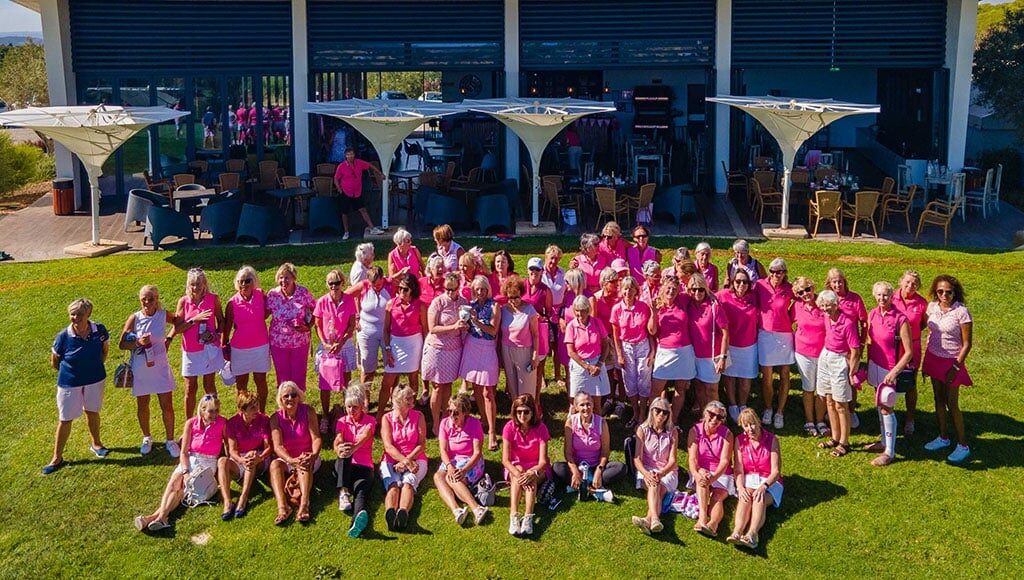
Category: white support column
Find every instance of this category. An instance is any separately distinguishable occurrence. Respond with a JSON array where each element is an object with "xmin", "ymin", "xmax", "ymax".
[
  {"xmin": 291, "ymin": 0, "xmax": 311, "ymax": 176},
  {"xmin": 38, "ymin": 0, "xmax": 79, "ymax": 206},
  {"xmin": 713, "ymin": 0, "xmax": 732, "ymax": 195},
  {"xmin": 503, "ymin": 0, "xmax": 520, "ymax": 181},
  {"xmin": 945, "ymin": 0, "xmax": 977, "ymax": 171}
]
